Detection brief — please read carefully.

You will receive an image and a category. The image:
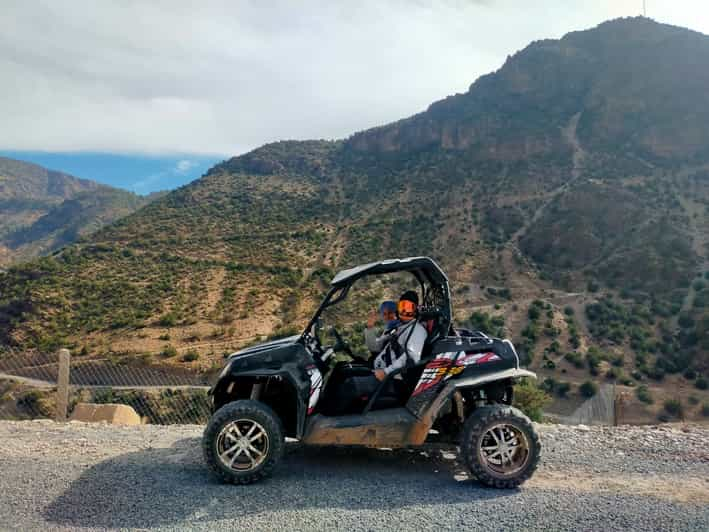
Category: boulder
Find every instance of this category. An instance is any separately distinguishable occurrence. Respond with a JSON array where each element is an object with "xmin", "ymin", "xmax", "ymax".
[{"xmin": 69, "ymin": 403, "xmax": 142, "ymax": 425}]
